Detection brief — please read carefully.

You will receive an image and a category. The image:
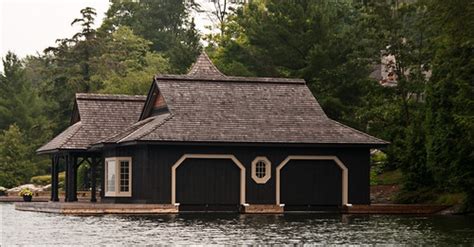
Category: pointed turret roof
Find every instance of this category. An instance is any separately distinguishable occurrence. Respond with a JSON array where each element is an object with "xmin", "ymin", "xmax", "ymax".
[{"xmin": 187, "ymin": 52, "xmax": 226, "ymax": 77}]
